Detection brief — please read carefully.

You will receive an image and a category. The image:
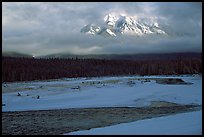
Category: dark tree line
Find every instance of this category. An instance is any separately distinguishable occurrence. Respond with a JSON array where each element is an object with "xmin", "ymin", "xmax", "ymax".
[{"xmin": 2, "ymin": 56, "xmax": 202, "ymax": 82}]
